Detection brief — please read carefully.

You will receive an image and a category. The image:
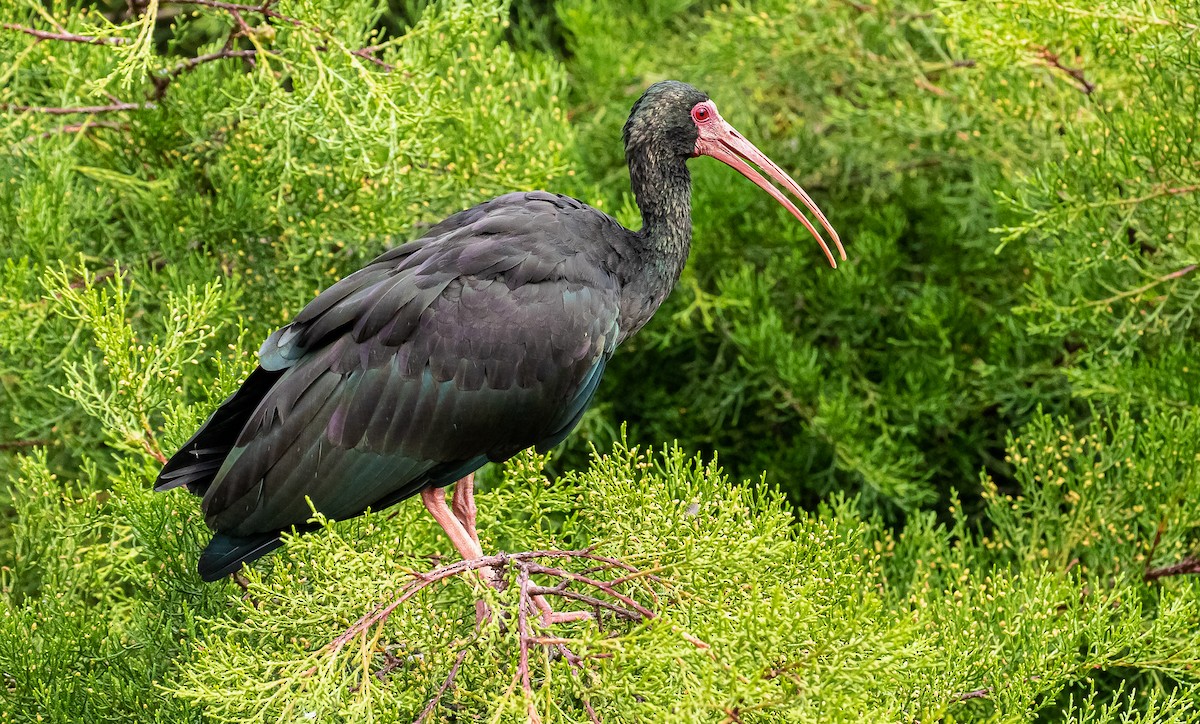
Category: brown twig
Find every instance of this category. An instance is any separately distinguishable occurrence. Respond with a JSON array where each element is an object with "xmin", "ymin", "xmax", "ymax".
[
  {"xmin": 1143, "ymin": 519, "xmax": 1167, "ymax": 580},
  {"xmin": 414, "ymin": 647, "xmax": 469, "ymax": 724},
  {"xmin": 305, "ymin": 549, "xmax": 648, "ymax": 673},
  {"xmin": 350, "ymin": 46, "xmax": 393, "ymax": 71},
  {"xmin": 1082, "ymin": 264, "xmax": 1198, "ymax": 309},
  {"xmin": 2, "ymin": 22, "xmax": 128, "ymax": 45},
  {"xmin": 836, "ymin": 0, "xmax": 874, "ymax": 12},
  {"xmin": 167, "ymin": 0, "xmax": 304, "ymax": 27},
  {"xmin": 1035, "ymin": 46, "xmax": 1096, "ymax": 94},
  {"xmin": 516, "ymin": 565, "xmax": 543, "ymax": 724},
  {"xmin": 2, "ymin": 101, "xmax": 154, "ymax": 115},
  {"xmin": 952, "ymin": 675, "xmax": 1042, "ymax": 702},
  {"xmin": 166, "ymin": 48, "xmax": 259, "ymax": 76},
  {"xmin": 0, "ymin": 439, "xmax": 51, "ymax": 450},
  {"xmin": 524, "ymin": 563, "xmax": 657, "ymax": 620},
  {"xmin": 1144, "ymin": 555, "xmax": 1200, "ymax": 583},
  {"xmin": 25, "ymin": 120, "xmax": 129, "ymax": 142},
  {"xmin": 834, "ymin": 0, "xmax": 932, "ymax": 20},
  {"xmin": 306, "ymin": 548, "xmax": 655, "ymax": 722},
  {"xmin": 528, "ymin": 585, "xmax": 644, "ymax": 620},
  {"xmin": 227, "ymin": 8, "xmax": 253, "ymax": 37}
]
